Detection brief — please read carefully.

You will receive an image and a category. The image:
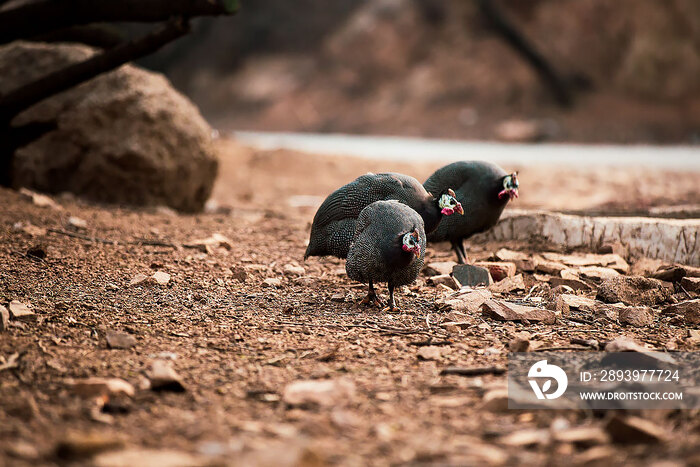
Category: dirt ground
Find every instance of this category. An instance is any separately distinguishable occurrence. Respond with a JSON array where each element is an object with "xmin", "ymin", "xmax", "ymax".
[{"xmin": 1, "ymin": 140, "xmax": 700, "ymax": 466}]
